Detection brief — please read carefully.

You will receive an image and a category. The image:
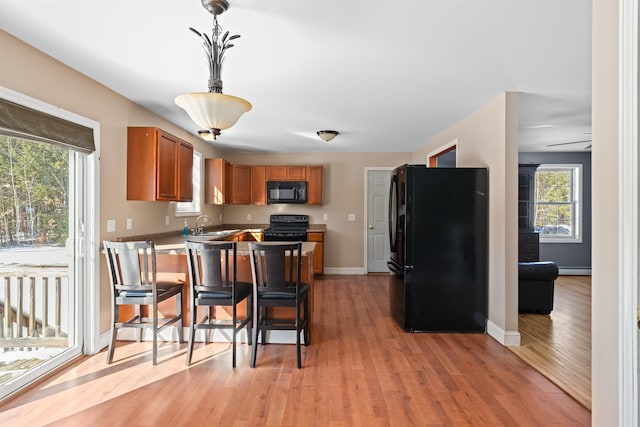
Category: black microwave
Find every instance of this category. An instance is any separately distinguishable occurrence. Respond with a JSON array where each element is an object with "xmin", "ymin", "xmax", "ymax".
[{"xmin": 266, "ymin": 181, "xmax": 307, "ymax": 204}]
